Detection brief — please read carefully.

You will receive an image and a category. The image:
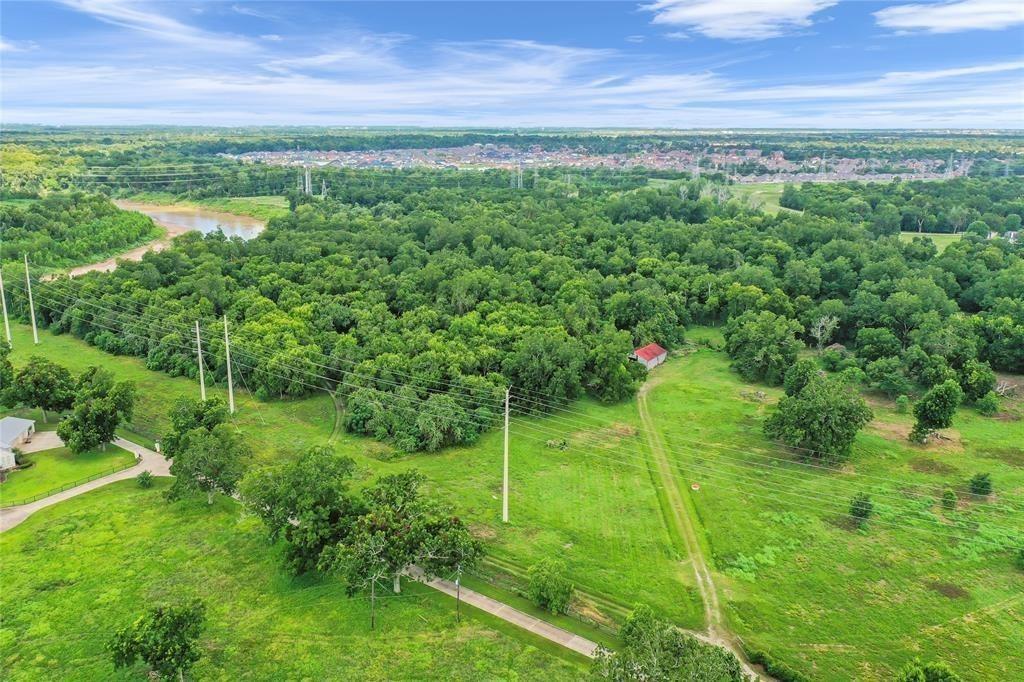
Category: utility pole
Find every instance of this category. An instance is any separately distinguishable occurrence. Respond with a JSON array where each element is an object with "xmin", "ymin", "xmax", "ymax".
[
  {"xmin": 502, "ymin": 386, "xmax": 510, "ymax": 523},
  {"xmin": 320, "ymin": 179, "xmax": 327, "ymax": 198},
  {"xmin": 23, "ymin": 255, "xmax": 38, "ymax": 344},
  {"xmin": 195, "ymin": 320, "xmax": 206, "ymax": 401},
  {"xmin": 223, "ymin": 315, "xmax": 235, "ymax": 413},
  {"xmin": 0, "ymin": 267, "xmax": 11, "ymax": 345},
  {"xmin": 304, "ymin": 166, "xmax": 312, "ymax": 195}
]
